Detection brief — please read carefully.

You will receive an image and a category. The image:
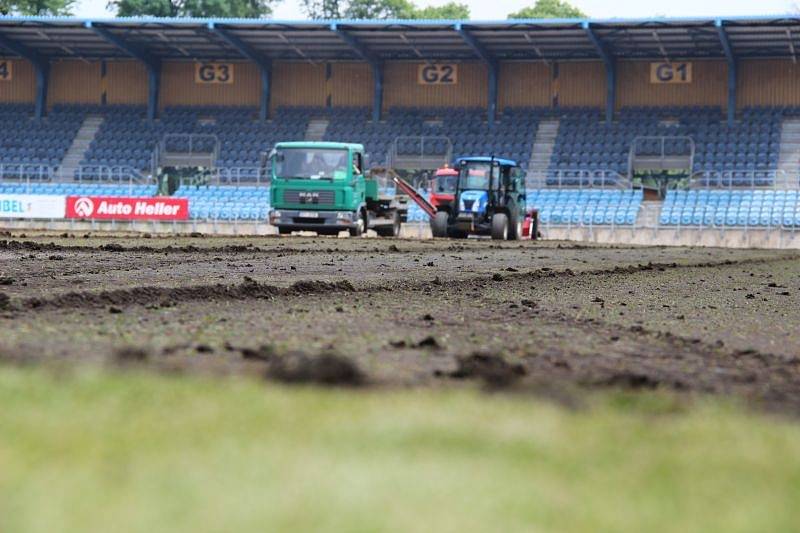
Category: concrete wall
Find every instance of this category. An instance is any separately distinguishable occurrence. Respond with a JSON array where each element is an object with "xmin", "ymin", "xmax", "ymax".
[{"xmin": 541, "ymin": 225, "xmax": 800, "ymax": 249}]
